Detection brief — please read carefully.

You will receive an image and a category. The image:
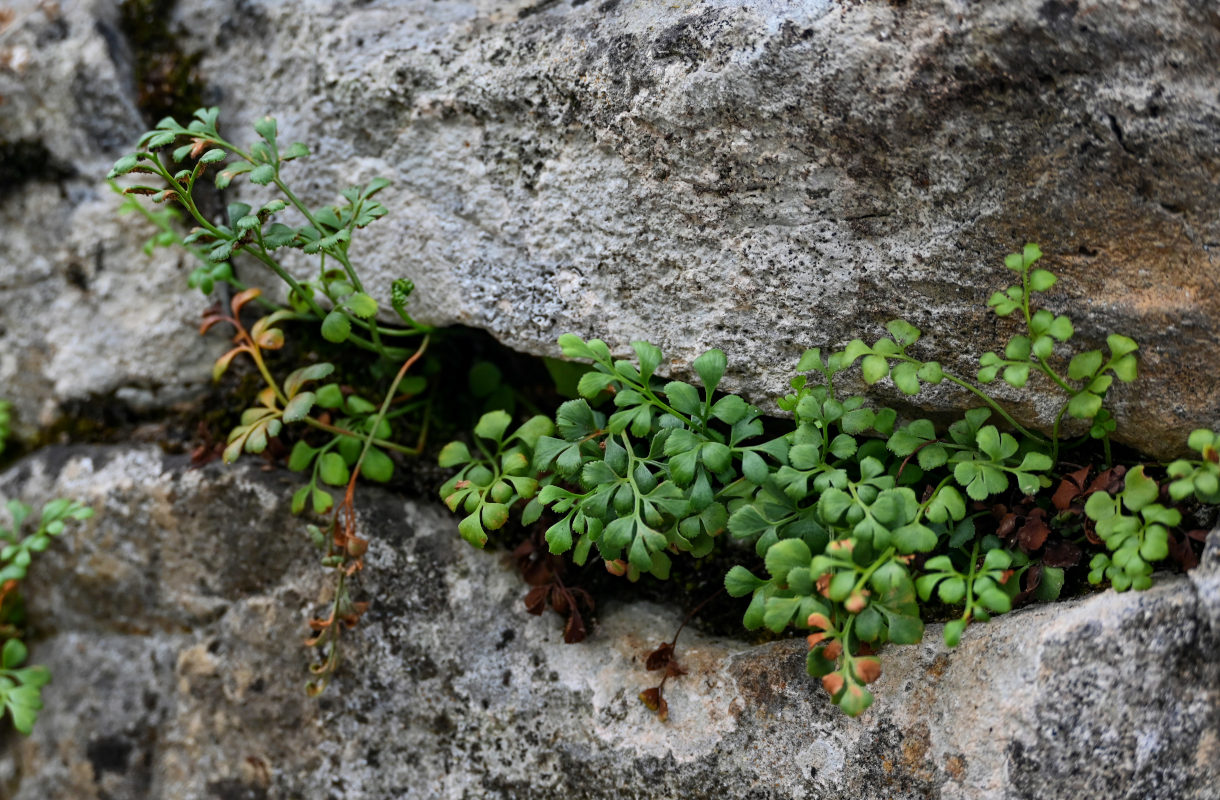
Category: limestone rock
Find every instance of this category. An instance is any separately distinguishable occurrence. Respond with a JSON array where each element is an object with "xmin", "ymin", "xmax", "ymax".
[
  {"xmin": 3, "ymin": 0, "xmax": 1218, "ymax": 455},
  {"xmin": 0, "ymin": 446, "xmax": 1216, "ymax": 798},
  {"xmin": 165, "ymin": 0, "xmax": 1218, "ymax": 457},
  {"xmin": 0, "ymin": 1, "xmax": 221, "ymax": 442}
]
